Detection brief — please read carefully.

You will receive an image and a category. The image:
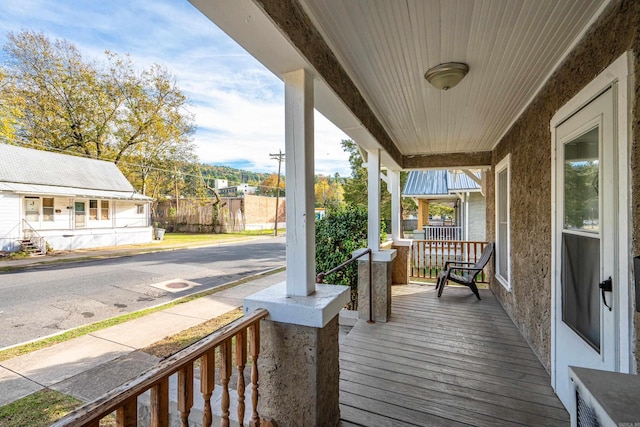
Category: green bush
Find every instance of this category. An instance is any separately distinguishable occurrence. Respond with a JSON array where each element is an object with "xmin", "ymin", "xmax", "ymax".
[{"xmin": 315, "ymin": 205, "xmax": 385, "ymax": 308}]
